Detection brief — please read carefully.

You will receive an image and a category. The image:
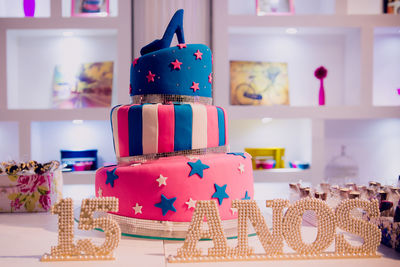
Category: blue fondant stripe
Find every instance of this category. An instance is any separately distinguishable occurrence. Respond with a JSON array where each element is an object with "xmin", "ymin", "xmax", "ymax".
[
  {"xmin": 217, "ymin": 107, "xmax": 225, "ymax": 146},
  {"xmin": 128, "ymin": 105, "xmax": 143, "ymax": 156},
  {"xmin": 174, "ymin": 104, "xmax": 193, "ymax": 151}
]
